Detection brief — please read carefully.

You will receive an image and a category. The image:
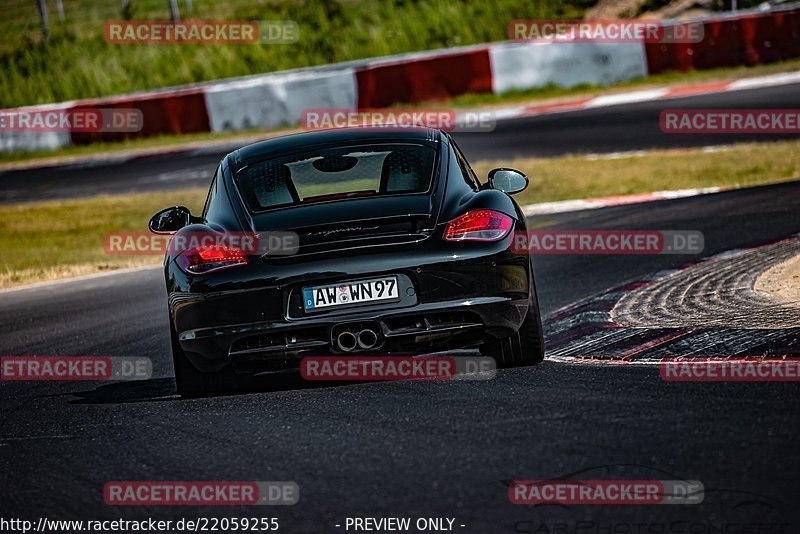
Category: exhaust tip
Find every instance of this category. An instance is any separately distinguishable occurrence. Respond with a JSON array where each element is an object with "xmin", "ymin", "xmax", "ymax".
[
  {"xmin": 336, "ymin": 331, "xmax": 358, "ymax": 352},
  {"xmin": 357, "ymin": 329, "xmax": 379, "ymax": 350}
]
